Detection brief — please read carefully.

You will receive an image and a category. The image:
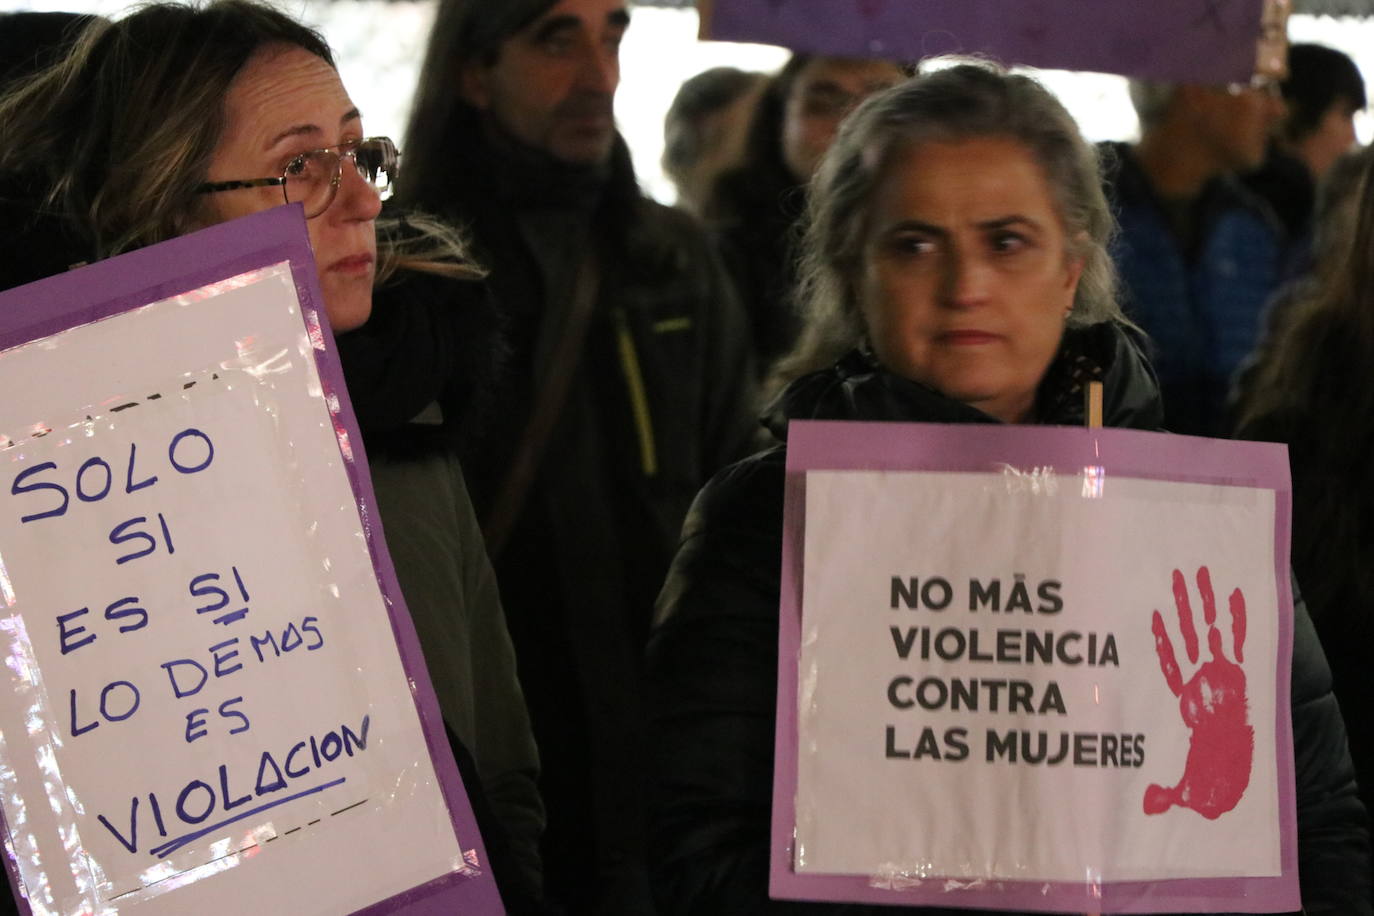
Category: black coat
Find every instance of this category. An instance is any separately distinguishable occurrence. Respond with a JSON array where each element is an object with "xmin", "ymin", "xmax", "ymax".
[
  {"xmin": 646, "ymin": 323, "xmax": 1370, "ymax": 915},
  {"xmin": 707, "ymin": 163, "xmax": 807, "ymax": 373},
  {"xmin": 405, "ymin": 127, "xmax": 759, "ymax": 913},
  {"xmin": 1237, "ymin": 367, "xmax": 1374, "ymax": 876}
]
